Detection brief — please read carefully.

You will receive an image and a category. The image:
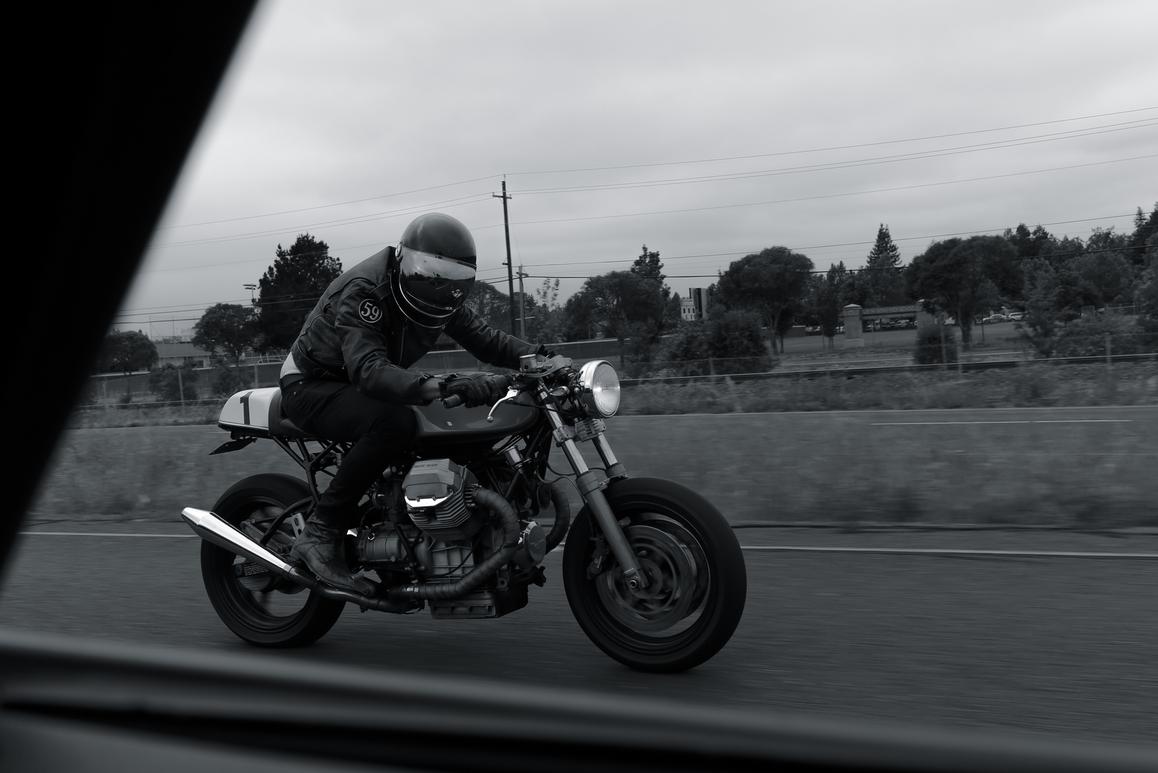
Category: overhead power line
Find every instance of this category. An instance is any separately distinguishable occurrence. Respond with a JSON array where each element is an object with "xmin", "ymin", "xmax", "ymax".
[
  {"xmin": 155, "ymin": 123, "xmax": 1156, "ymax": 249},
  {"xmin": 154, "ymin": 105, "xmax": 1156, "ymax": 232},
  {"xmin": 513, "ymin": 120, "xmax": 1157, "ymax": 196},
  {"xmin": 493, "ymin": 154, "xmax": 1157, "ymax": 229},
  {"xmin": 505, "ymin": 106, "xmax": 1158, "ymax": 176},
  {"xmin": 163, "ymin": 174, "xmax": 499, "ymax": 229},
  {"xmin": 161, "ymin": 193, "xmax": 492, "ymax": 249},
  {"xmin": 517, "ymin": 214, "xmax": 1139, "ymax": 270}
]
